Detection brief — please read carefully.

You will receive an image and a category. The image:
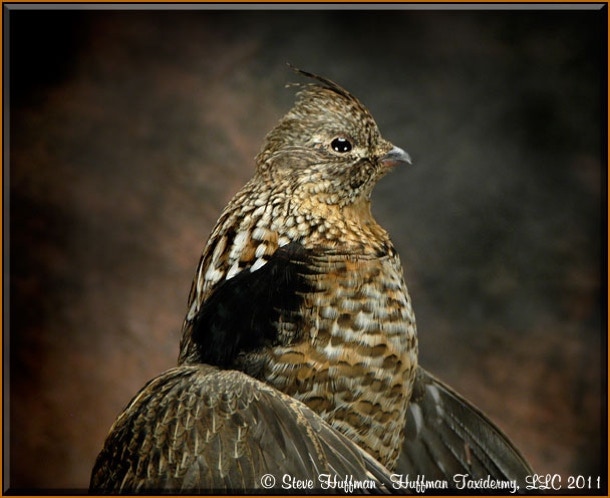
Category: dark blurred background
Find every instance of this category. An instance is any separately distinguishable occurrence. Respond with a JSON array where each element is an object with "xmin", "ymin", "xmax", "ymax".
[{"xmin": 5, "ymin": 6, "xmax": 606, "ymax": 492}]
